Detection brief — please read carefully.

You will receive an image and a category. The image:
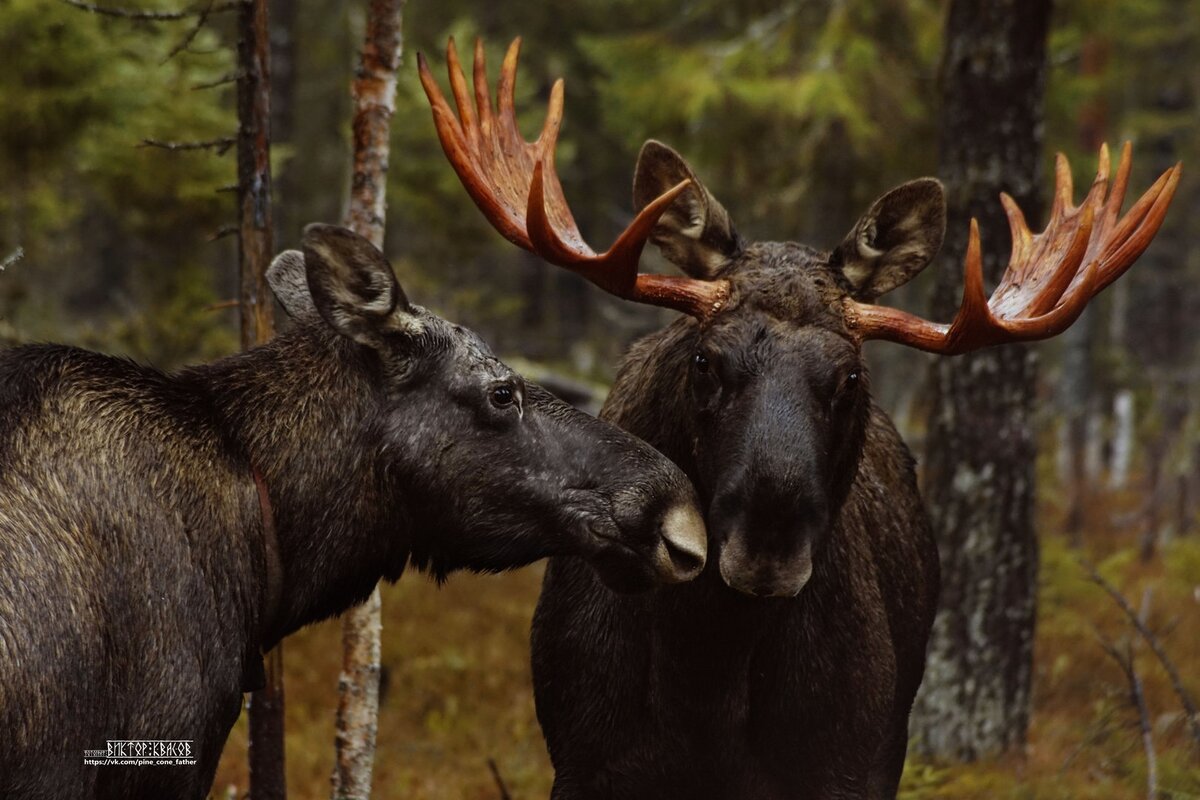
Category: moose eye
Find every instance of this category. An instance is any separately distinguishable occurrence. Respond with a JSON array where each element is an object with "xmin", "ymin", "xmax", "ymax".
[
  {"xmin": 835, "ymin": 370, "xmax": 861, "ymax": 401},
  {"xmin": 490, "ymin": 384, "xmax": 516, "ymax": 408},
  {"xmin": 694, "ymin": 353, "xmax": 710, "ymax": 374}
]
